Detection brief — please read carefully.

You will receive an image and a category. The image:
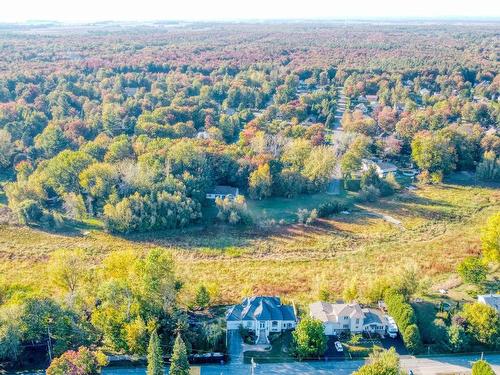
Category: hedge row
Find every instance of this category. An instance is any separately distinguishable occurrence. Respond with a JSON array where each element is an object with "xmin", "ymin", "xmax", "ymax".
[{"xmin": 385, "ymin": 289, "xmax": 423, "ymax": 353}]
